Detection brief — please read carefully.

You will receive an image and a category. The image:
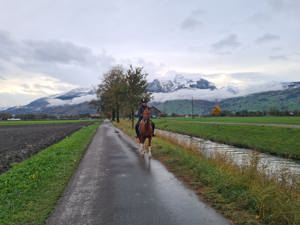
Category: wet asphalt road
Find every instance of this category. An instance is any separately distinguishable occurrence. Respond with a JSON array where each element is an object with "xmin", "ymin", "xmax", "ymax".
[{"xmin": 46, "ymin": 120, "xmax": 230, "ymax": 225}]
